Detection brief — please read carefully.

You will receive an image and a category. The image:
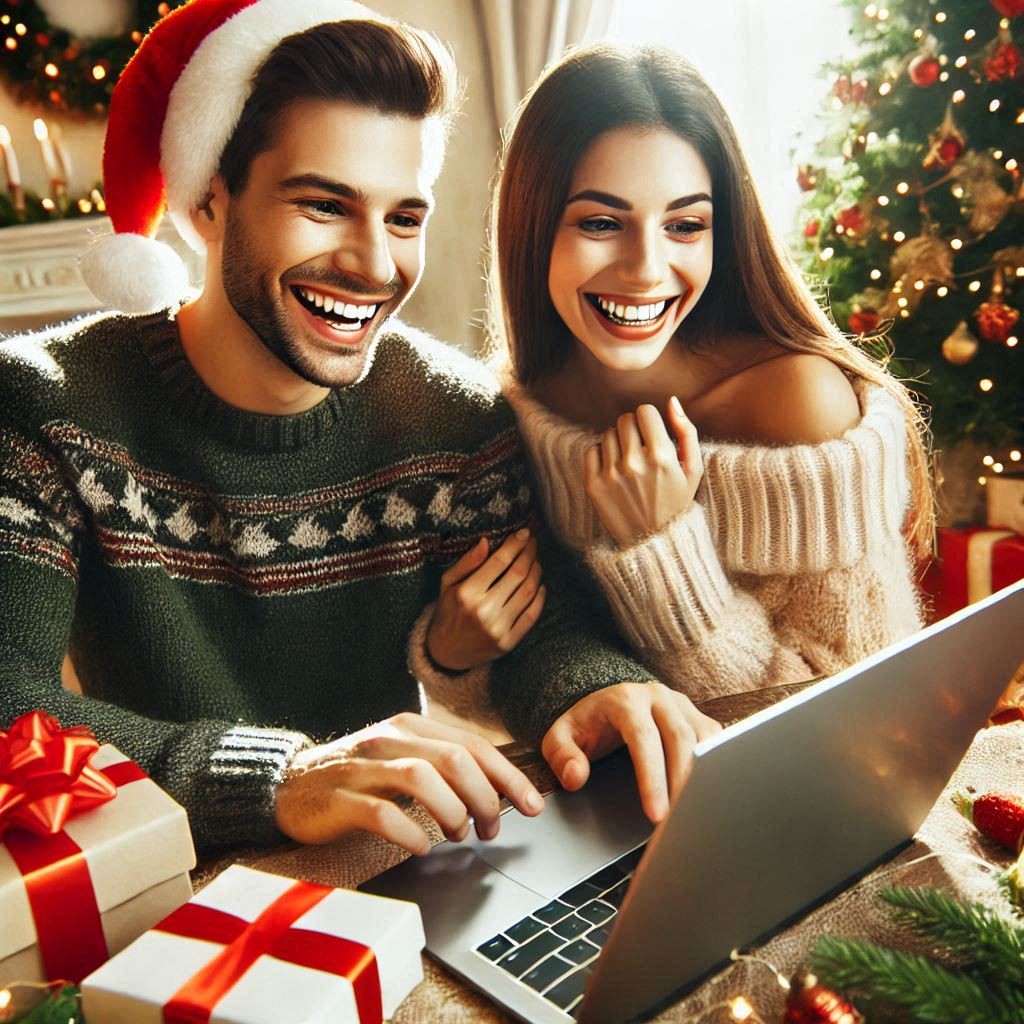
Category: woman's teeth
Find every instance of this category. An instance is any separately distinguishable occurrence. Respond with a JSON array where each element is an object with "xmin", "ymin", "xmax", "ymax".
[
  {"xmin": 296, "ymin": 286, "xmax": 379, "ymax": 330},
  {"xmin": 592, "ymin": 295, "xmax": 669, "ymax": 325}
]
